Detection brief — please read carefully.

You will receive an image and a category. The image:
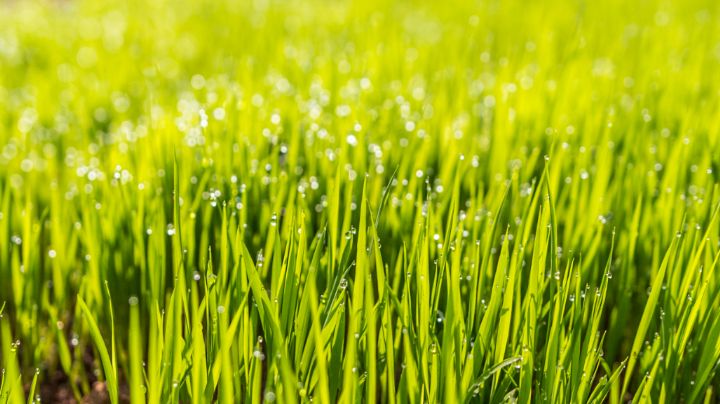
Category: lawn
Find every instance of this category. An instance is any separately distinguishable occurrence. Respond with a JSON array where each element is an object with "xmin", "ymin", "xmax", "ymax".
[{"xmin": 1, "ymin": 0, "xmax": 720, "ymax": 402}]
